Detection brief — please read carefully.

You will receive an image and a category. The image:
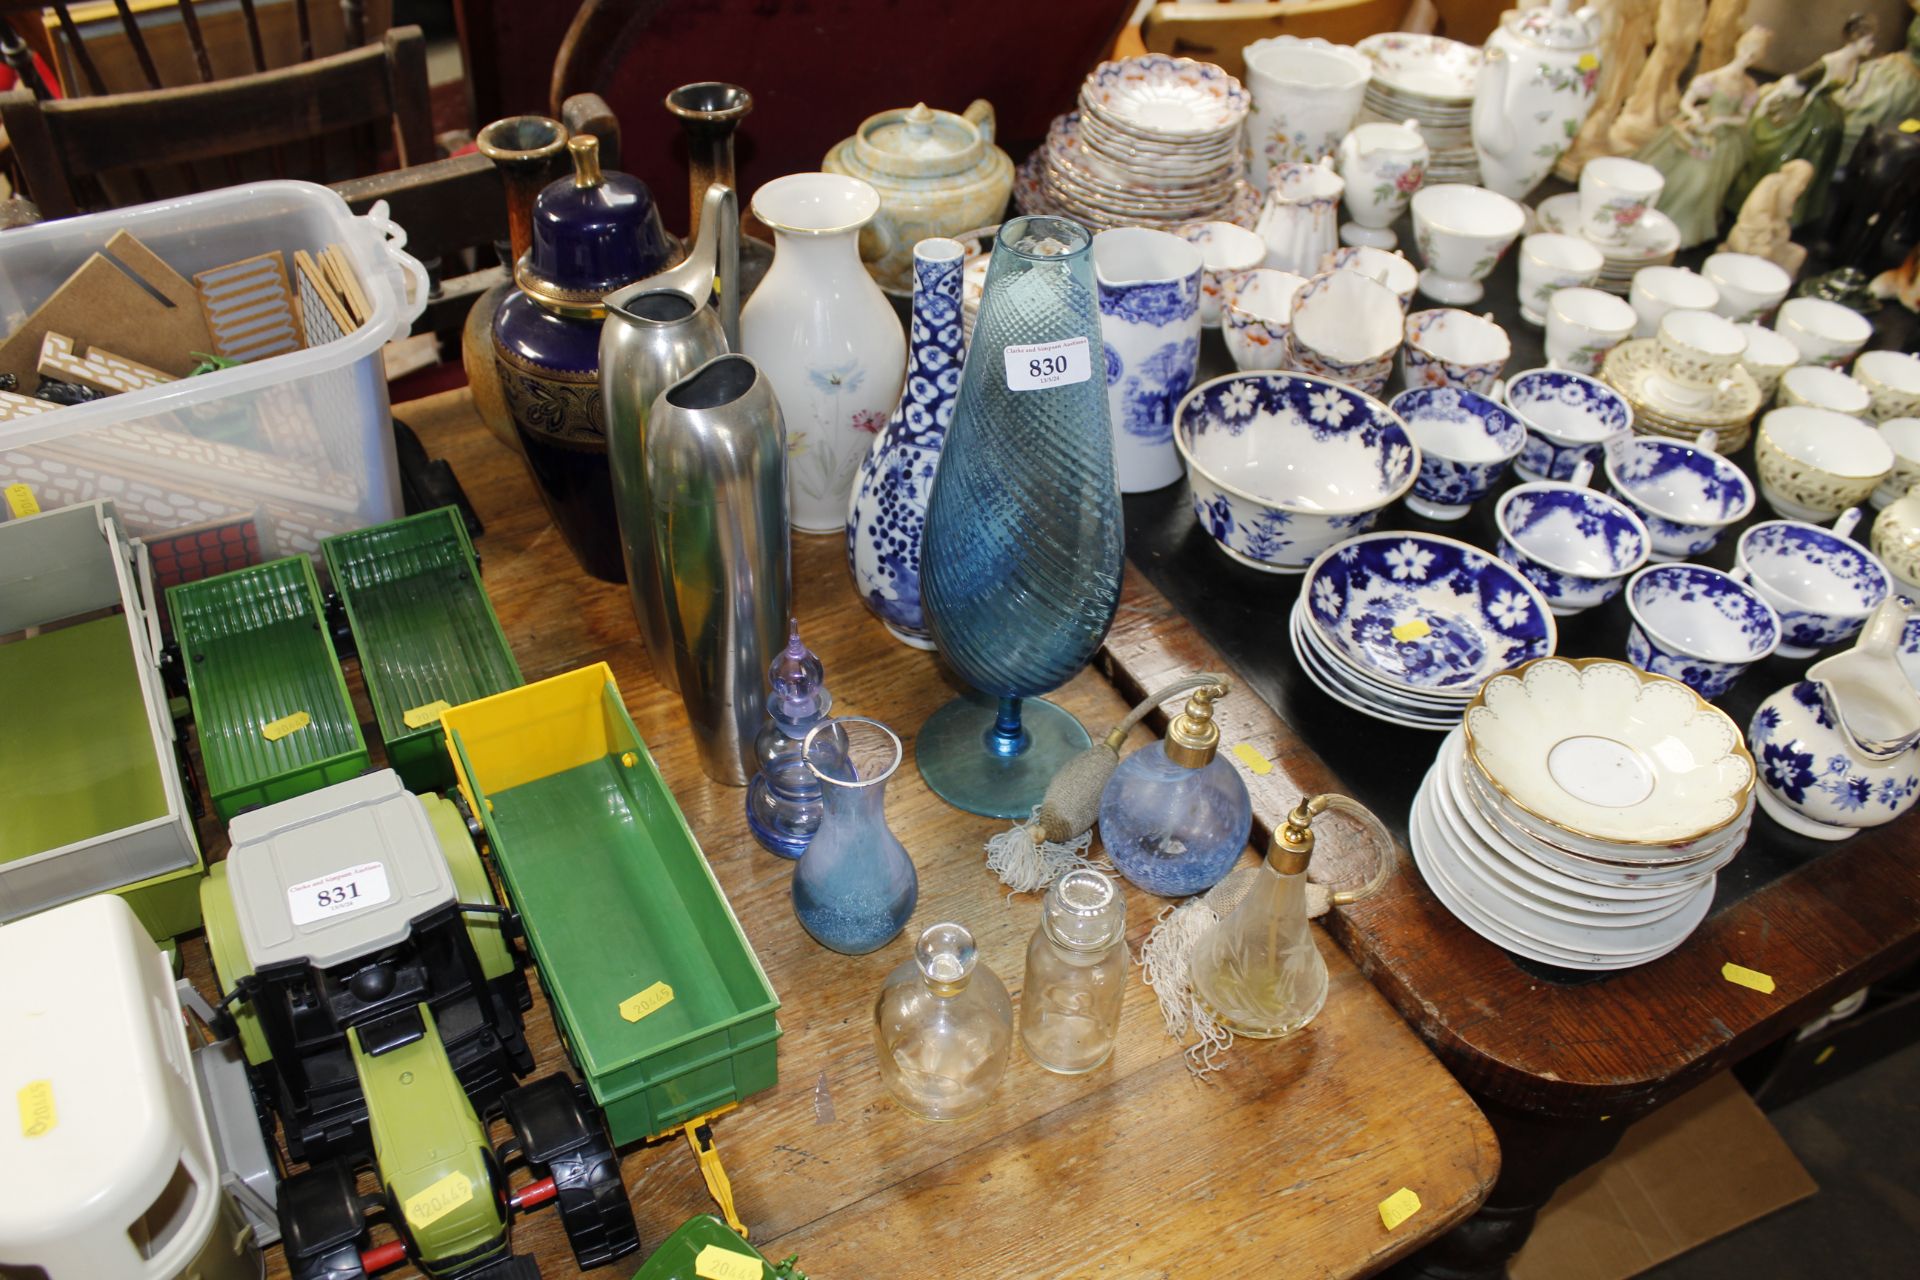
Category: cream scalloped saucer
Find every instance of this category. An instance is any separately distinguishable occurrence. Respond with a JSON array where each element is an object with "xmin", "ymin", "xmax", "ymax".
[{"xmin": 1602, "ymin": 339, "xmax": 1762, "ymax": 434}]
